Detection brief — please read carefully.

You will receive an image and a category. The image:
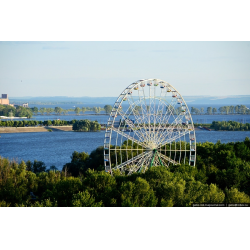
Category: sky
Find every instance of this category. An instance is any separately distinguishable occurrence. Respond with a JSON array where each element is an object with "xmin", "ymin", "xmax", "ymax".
[{"xmin": 0, "ymin": 41, "xmax": 250, "ymax": 98}]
